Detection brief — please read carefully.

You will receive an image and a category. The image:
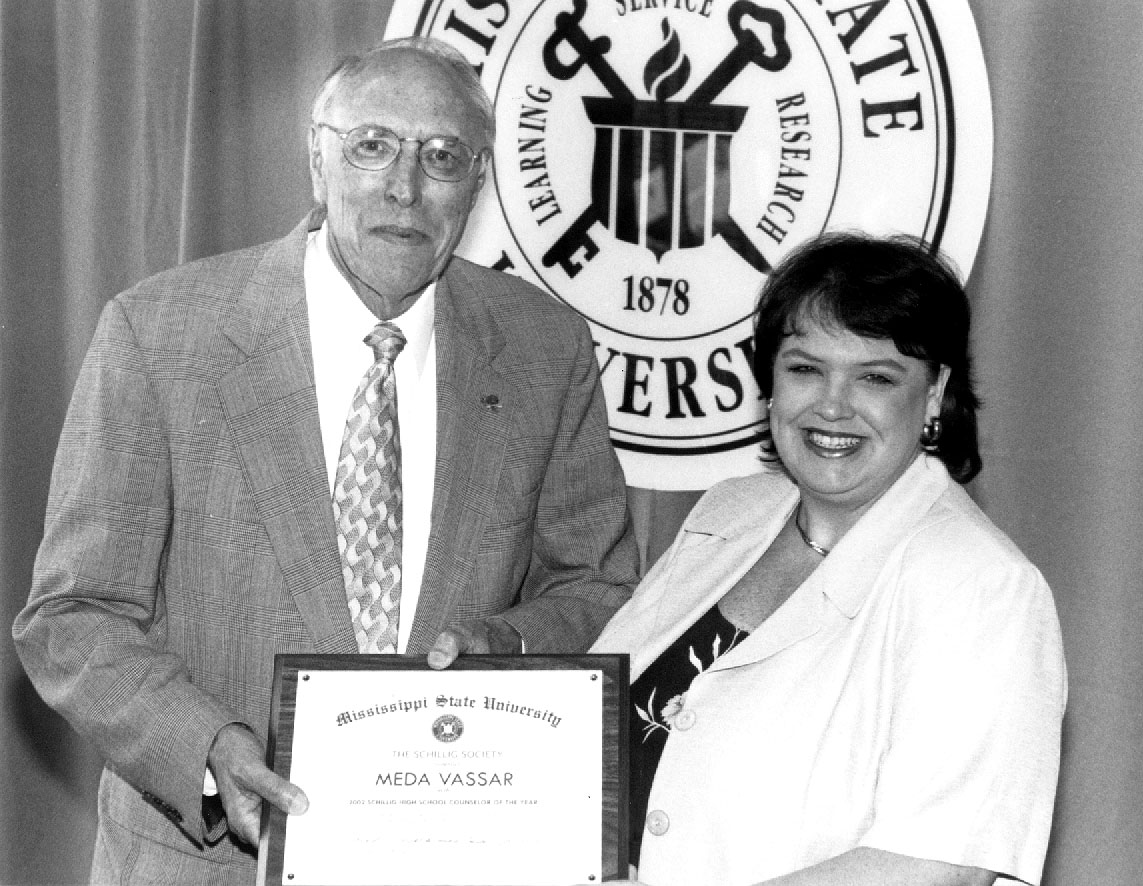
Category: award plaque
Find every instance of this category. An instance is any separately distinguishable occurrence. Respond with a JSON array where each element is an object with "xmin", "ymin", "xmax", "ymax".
[{"xmin": 256, "ymin": 654, "xmax": 629, "ymax": 886}]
